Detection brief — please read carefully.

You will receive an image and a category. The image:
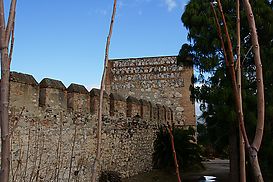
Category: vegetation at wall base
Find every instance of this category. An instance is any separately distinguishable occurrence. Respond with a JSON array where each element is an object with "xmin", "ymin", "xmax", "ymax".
[
  {"xmin": 197, "ymin": 122, "xmax": 229, "ymax": 159},
  {"xmin": 99, "ymin": 171, "xmax": 122, "ymax": 182},
  {"xmin": 153, "ymin": 126, "xmax": 204, "ymax": 172}
]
